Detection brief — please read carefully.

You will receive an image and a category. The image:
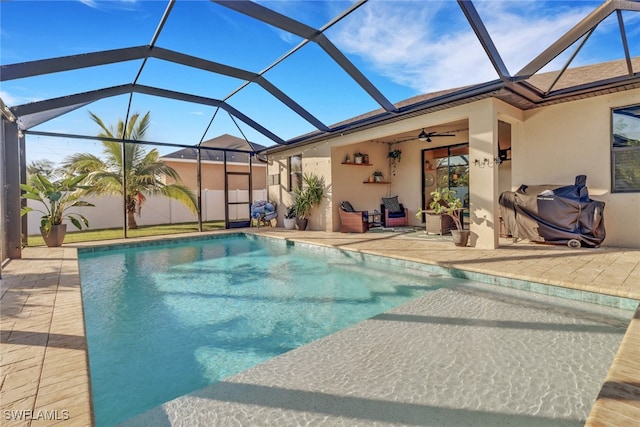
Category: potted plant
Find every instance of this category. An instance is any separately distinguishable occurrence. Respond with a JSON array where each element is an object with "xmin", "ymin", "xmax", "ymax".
[
  {"xmin": 388, "ymin": 149, "xmax": 401, "ymax": 175},
  {"xmin": 354, "ymin": 152, "xmax": 364, "ymax": 164},
  {"xmin": 20, "ymin": 173, "xmax": 94, "ymax": 247},
  {"xmin": 292, "ymin": 173, "xmax": 325, "ymax": 230},
  {"xmin": 283, "ymin": 205, "xmax": 296, "ymax": 230},
  {"xmin": 373, "ymin": 170, "xmax": 384, "ymax": 182},
  {"xmin": 417, "ymin": 188, "xmax": 468, "ymax": 246}
]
